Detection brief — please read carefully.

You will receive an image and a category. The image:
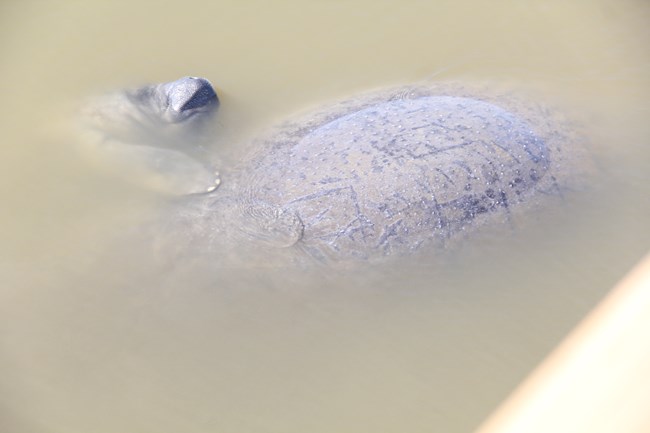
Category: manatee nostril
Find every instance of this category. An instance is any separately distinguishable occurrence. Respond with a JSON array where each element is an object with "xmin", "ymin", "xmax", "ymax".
[
  {"xmin": 180, "ymin": 84, "xmax": 218, "ymax": 112},
  {"xmin": 165, "ymin": 77, "xmax": 219, "ymax": 114}
]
